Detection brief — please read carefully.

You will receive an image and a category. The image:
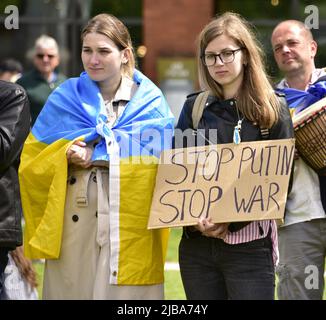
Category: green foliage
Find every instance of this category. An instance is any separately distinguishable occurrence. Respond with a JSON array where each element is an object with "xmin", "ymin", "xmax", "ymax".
[
  {"xmin": 91, "ymin": 0, "xmax": 142, "ymax": 17},
  {"xmin": 216, "ymin": 0, "xmax": 291, "ymax": 19},
  {"xmin": 0, "ymin": 0, "xmax": 21, "ymax": 13}
]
